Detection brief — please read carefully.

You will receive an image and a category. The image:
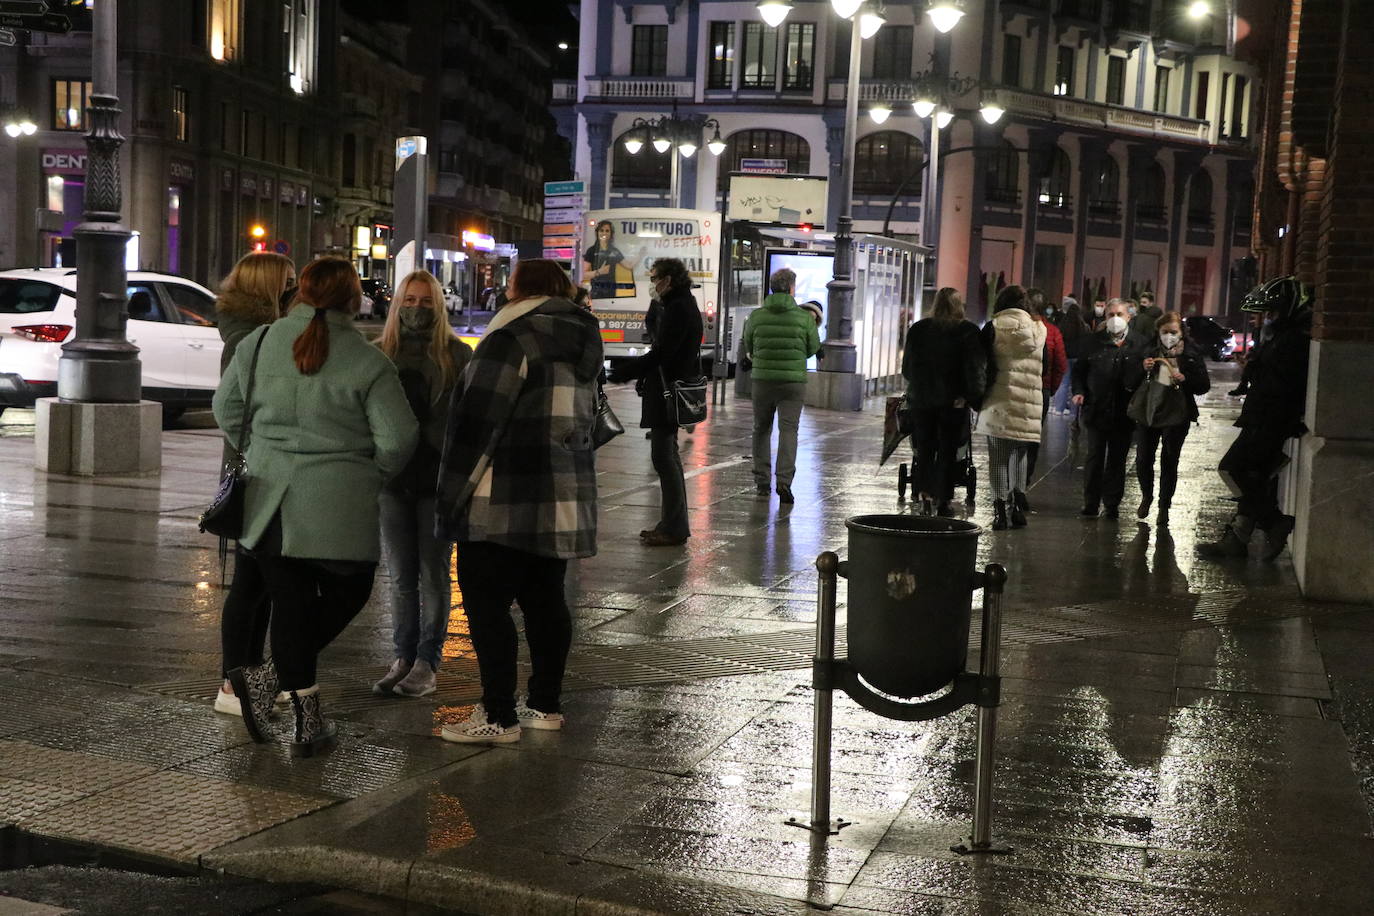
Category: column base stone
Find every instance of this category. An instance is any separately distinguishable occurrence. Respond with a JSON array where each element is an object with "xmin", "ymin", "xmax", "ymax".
[{"xmin": 35, "ymin": 398, "xmax": 162, "ymax": 477}]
